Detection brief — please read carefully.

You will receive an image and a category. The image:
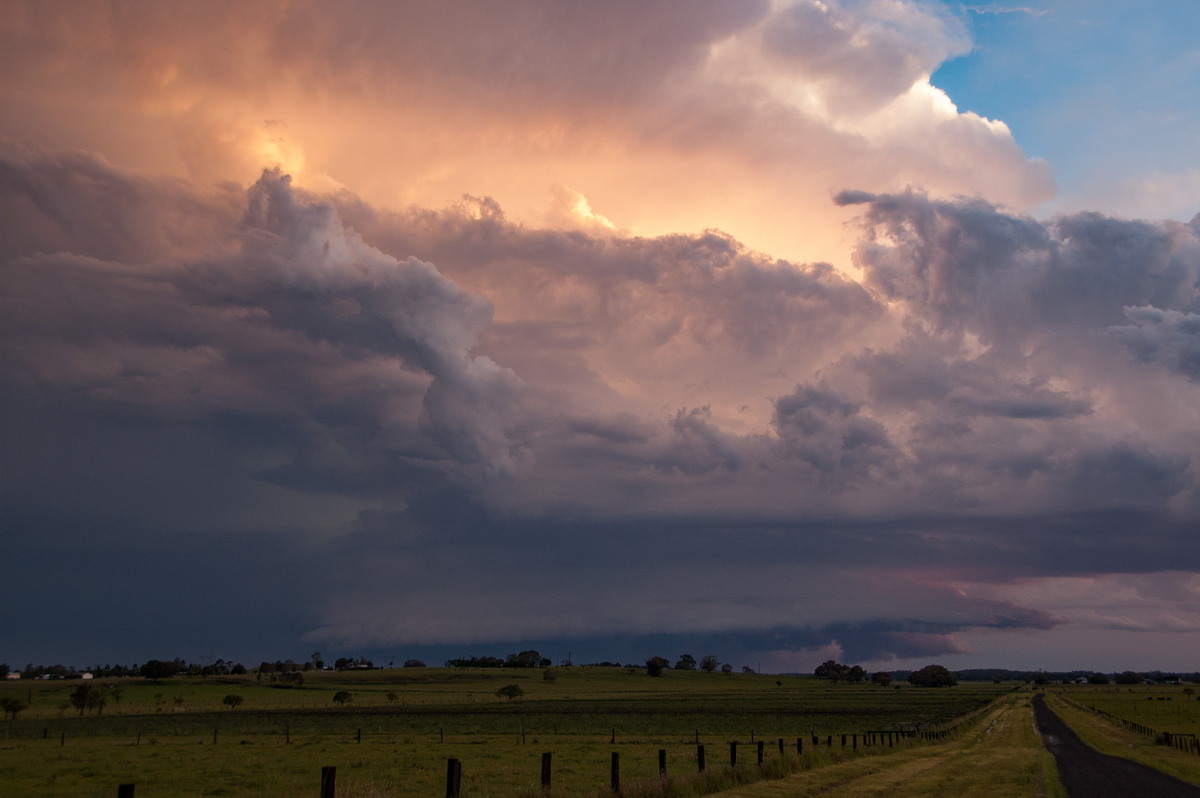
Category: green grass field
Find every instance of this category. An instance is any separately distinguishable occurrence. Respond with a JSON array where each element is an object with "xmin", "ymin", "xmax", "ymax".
[
  {"xmin": 0, "ymin": 668, "xmax": 1016, "ymax": 797},
  {"xmin": 1058, "ymin": 684, "xmax": 1200, "ymax": 738}
]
